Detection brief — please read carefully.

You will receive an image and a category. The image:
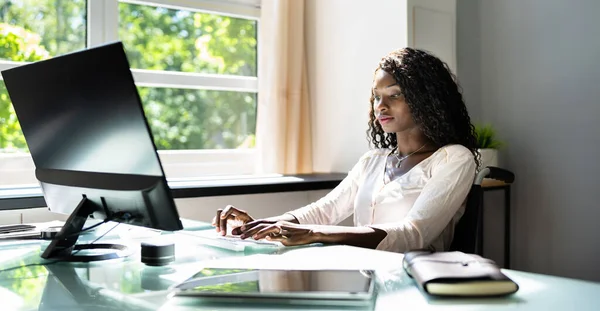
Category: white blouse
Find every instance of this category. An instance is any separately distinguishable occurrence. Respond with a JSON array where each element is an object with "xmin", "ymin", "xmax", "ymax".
[{"xmin": 287, "ymin": 144, "xmax": 476, "ymax": 253}]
